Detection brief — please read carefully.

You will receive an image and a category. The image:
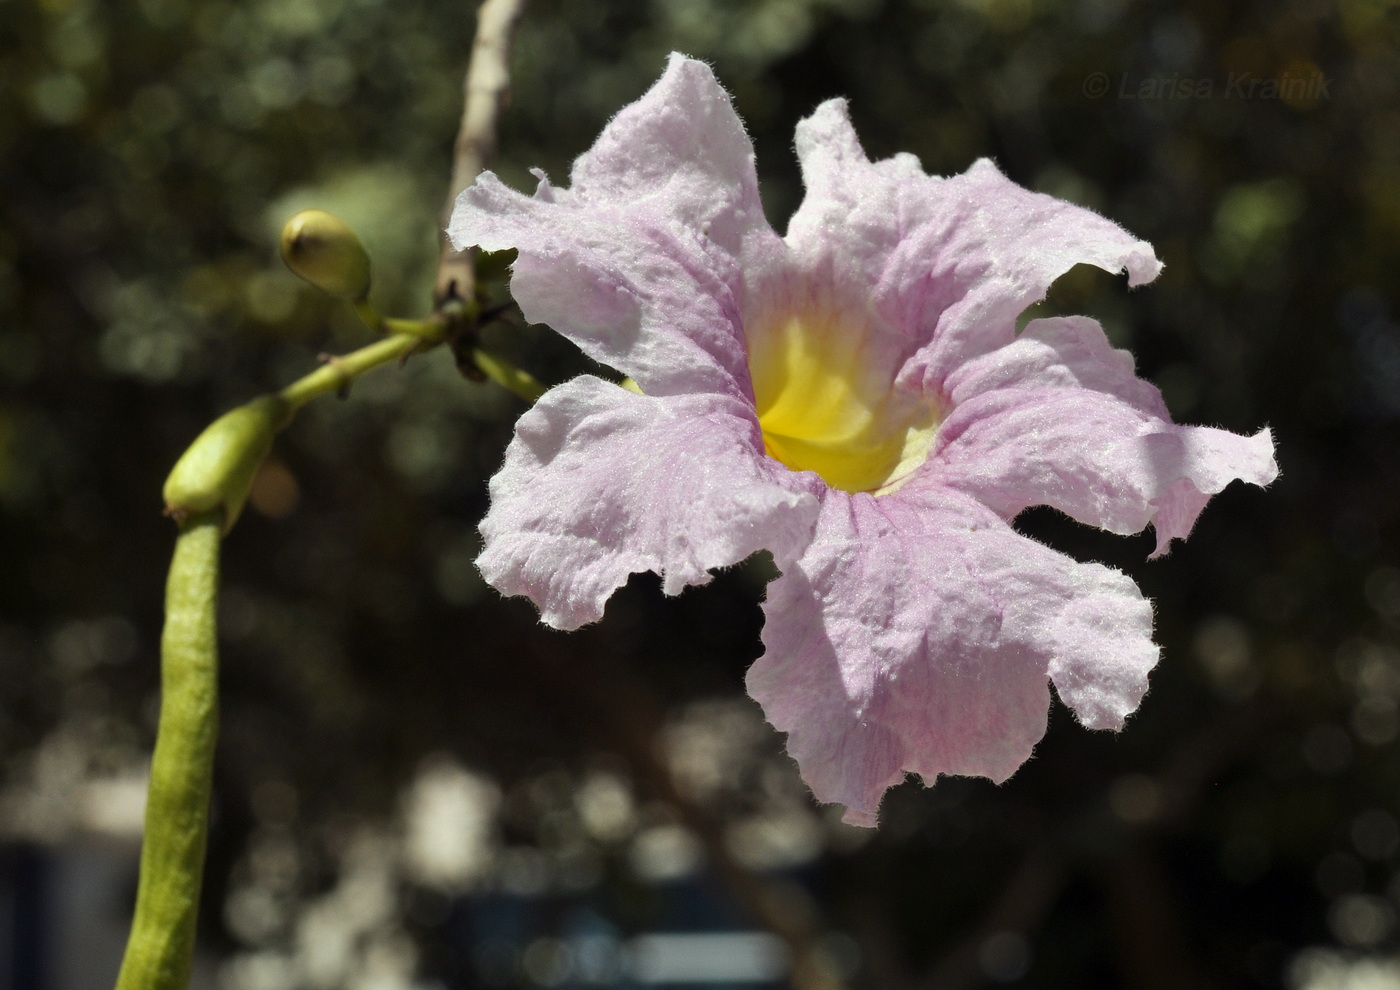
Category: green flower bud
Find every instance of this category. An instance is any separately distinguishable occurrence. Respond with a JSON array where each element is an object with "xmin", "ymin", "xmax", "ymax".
[
  {"xmin": 279, "ymin": 209, "xmax": 372, "ymax": 302},
  {"xmin": 163, "ymin": 396, "xmax": 291, "ymax": 532}
]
